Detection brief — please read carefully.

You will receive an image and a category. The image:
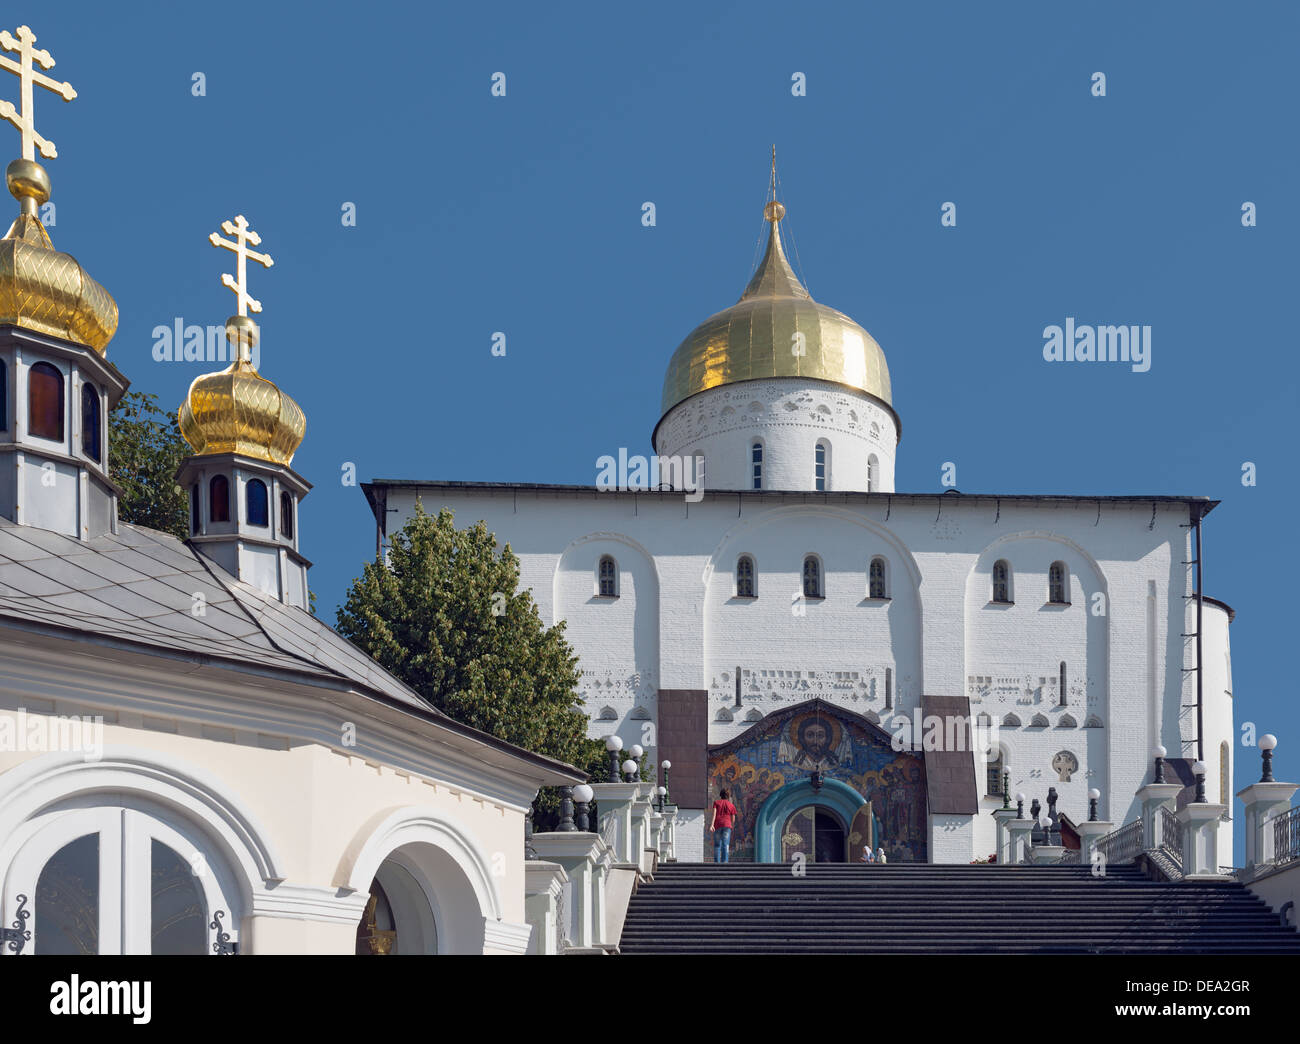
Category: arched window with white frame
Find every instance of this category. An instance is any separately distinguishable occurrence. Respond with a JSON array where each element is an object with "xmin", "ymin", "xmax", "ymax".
[
  {"xmin": 992, "ymin": 560, "xmax": 1012, "ymax": 603},
  {"xmin": 598, "ymin": 555, "xmax": 618, "ymax": 598},
  {"xmin": 1049, "ymin": 561, "xmax": 1068, "ymax": 604},
  {"xmin": 736, "ymin": 554, "xmax": 756, "ymax": 598},
  {"xmin": 869, "ymin": 556, "xmax": 887, "ymax": 599},
  {"xmin": 814, "ymin": 441, "xmax": 829, "ymax": 492},
  {"xmin": 802, "ymin": 554, "xmax": 822, "ymax": 599},
  {"xmin": 751, "ymin": 441, "xmax": 763, "ymax": 490},
  {"xmin": 867, "ymin": 454, "xmax": 879, "ymax": 492}
]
